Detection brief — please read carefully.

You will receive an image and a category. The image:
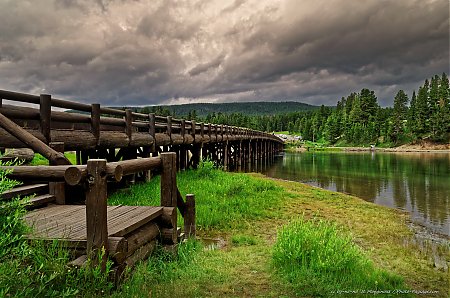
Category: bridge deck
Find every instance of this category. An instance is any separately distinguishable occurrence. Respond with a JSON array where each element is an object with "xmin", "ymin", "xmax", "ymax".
[{"xmin": 24, "ymin": 204, "xmax": 163, "ymax": 240}]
